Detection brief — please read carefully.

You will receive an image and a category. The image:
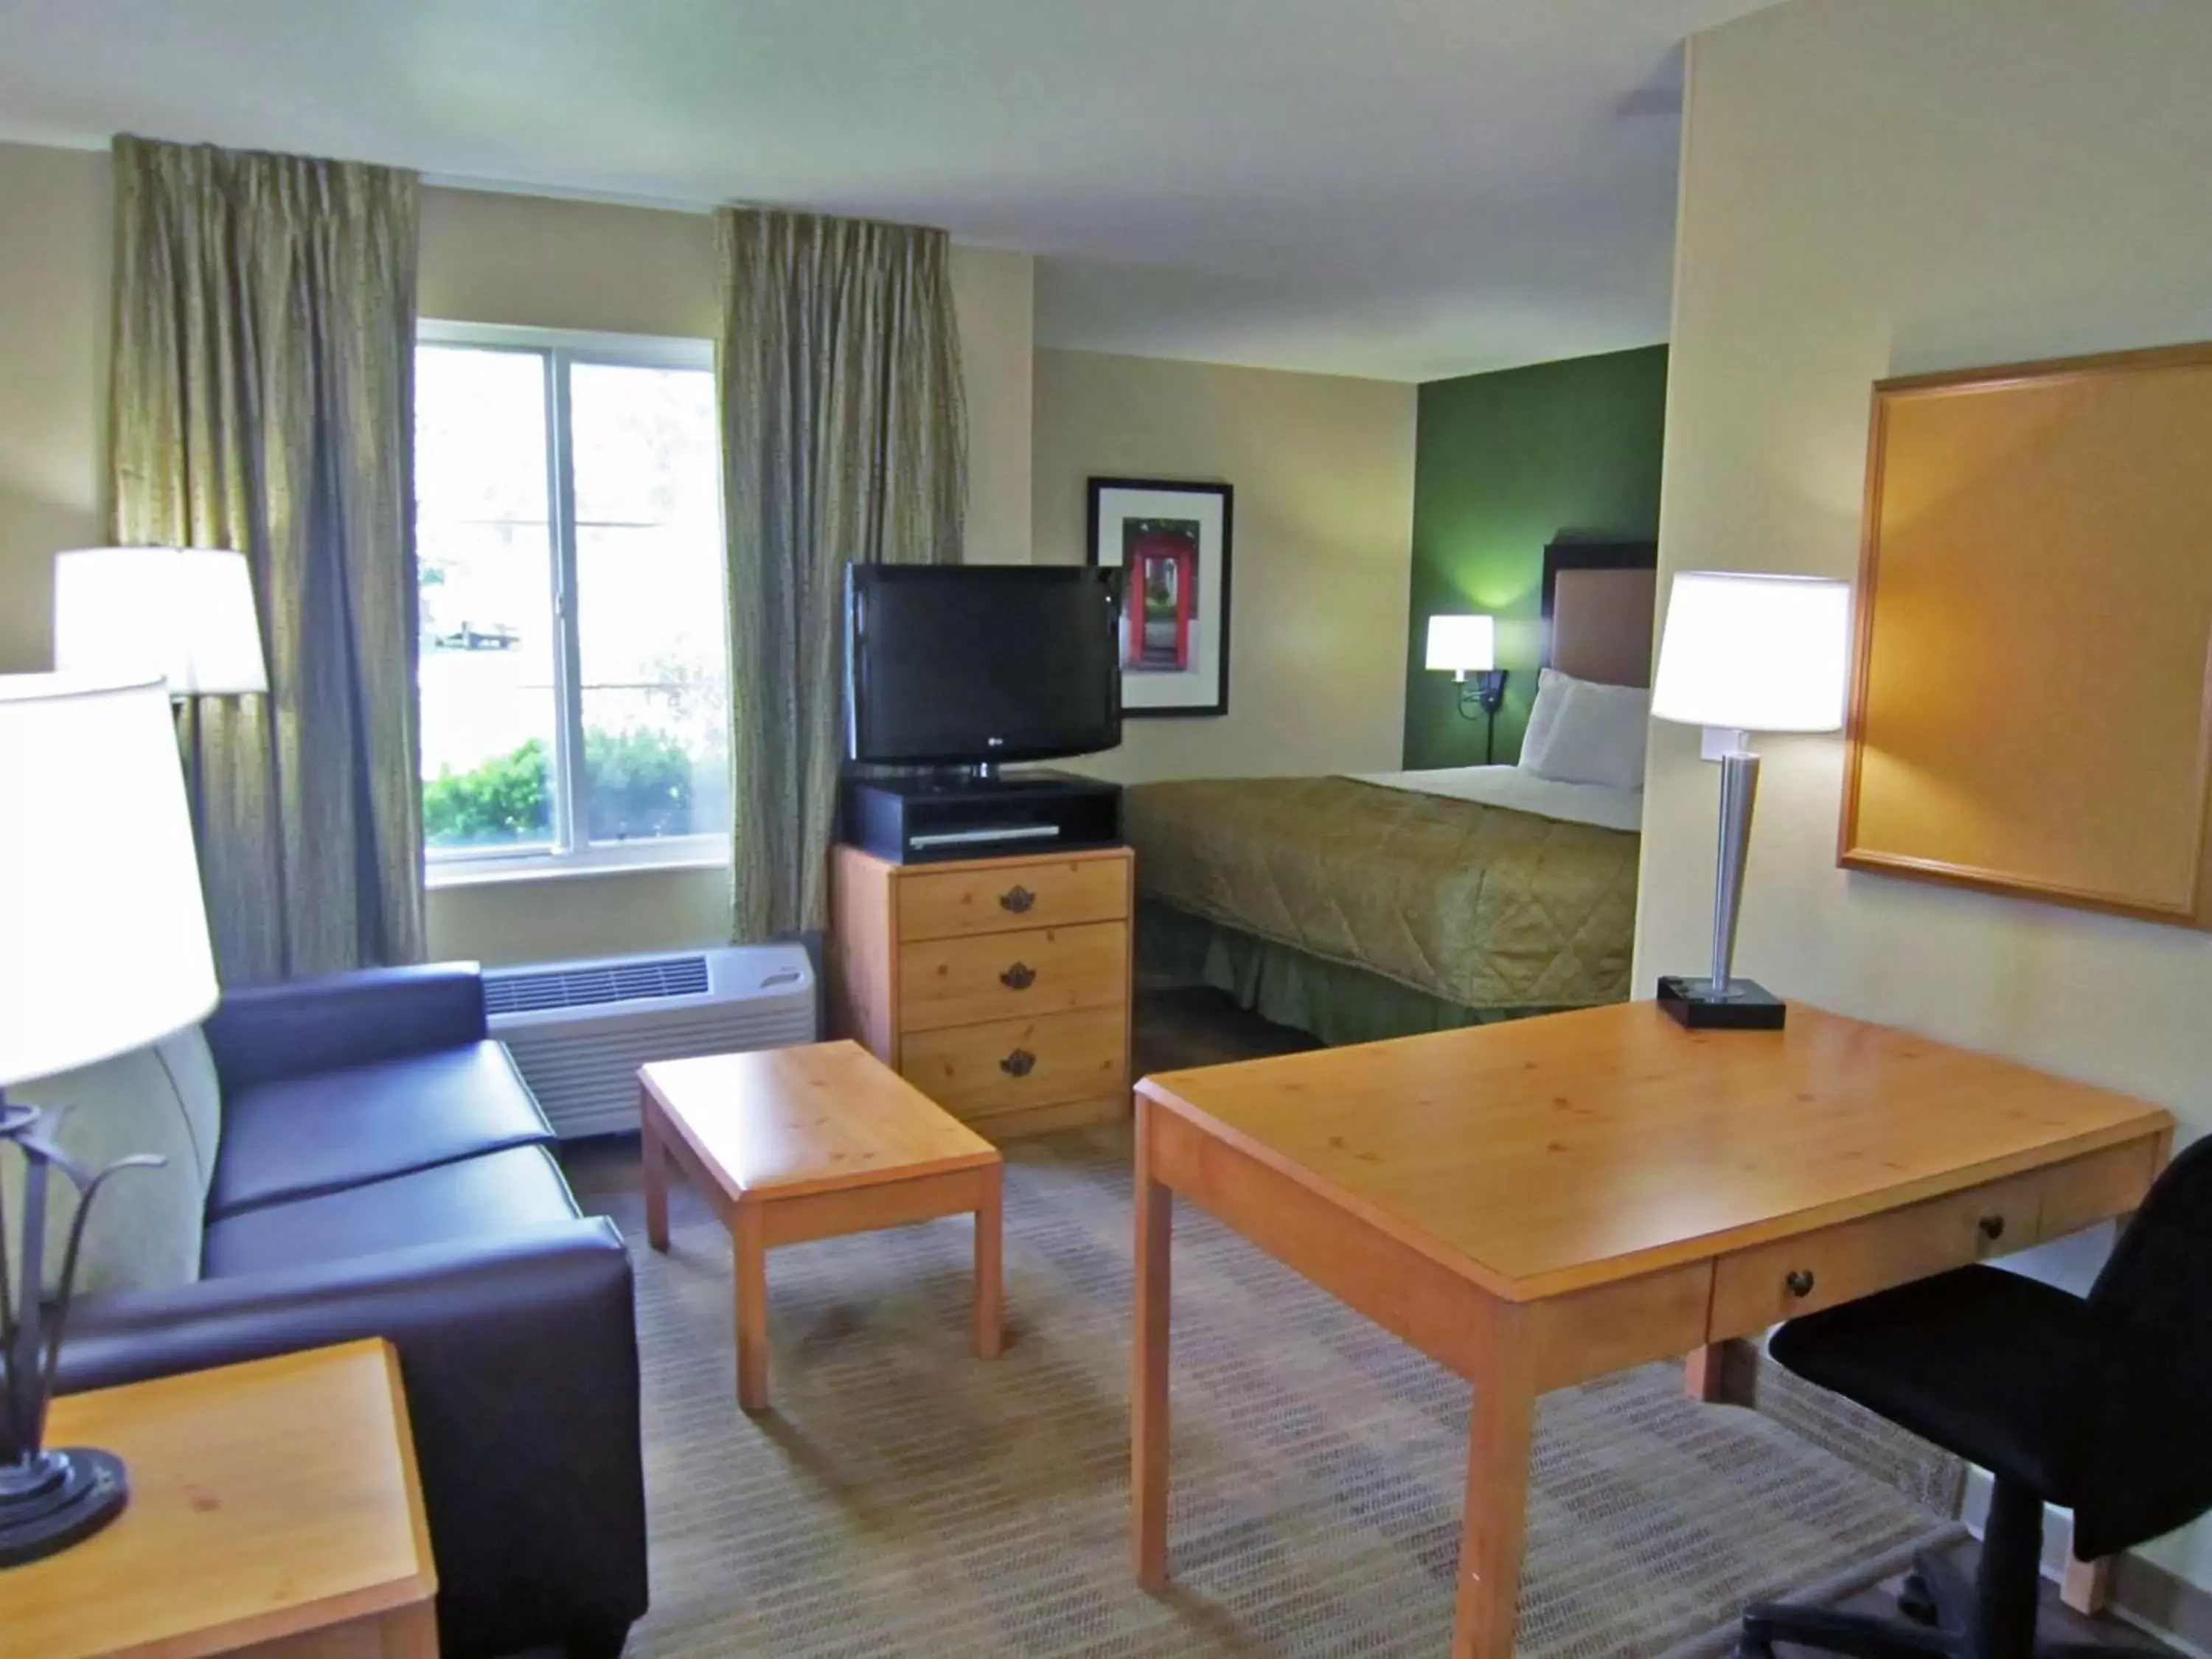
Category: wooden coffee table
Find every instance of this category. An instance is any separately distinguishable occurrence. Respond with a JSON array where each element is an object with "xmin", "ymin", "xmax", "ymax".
[
  {"xmin": 4, "ymin": 1339, "xmax": 437, "ymax": 1658},
  {"xmin": 639, "ymin": 1039, "xmax": 1006, "ymax": 1412}
]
